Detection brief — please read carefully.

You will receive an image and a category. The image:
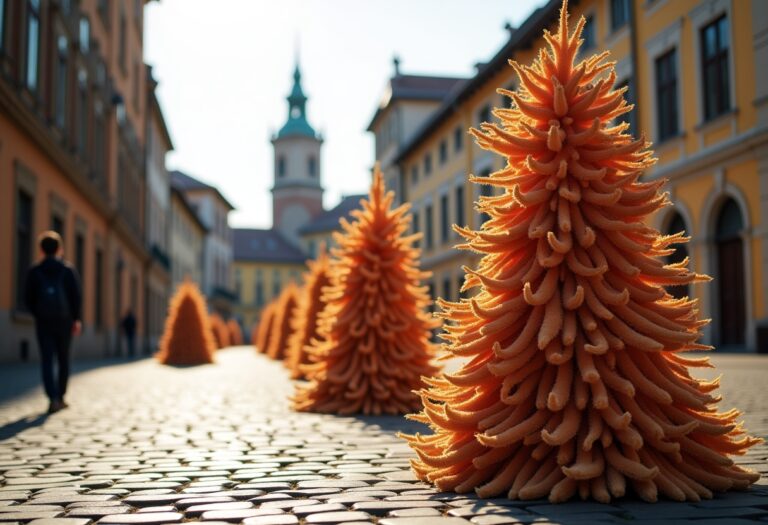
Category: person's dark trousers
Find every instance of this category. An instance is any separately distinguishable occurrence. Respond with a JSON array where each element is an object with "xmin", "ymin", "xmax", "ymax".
[
  {"xmin": 126, "ymin": 335, "xmax": 135, "ymax": 358},
  {"xmin": 35, "ymin": 321, "xmax": 72, "ymax": 401}
]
